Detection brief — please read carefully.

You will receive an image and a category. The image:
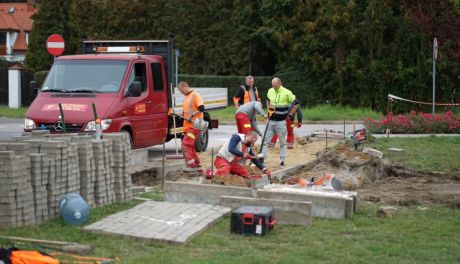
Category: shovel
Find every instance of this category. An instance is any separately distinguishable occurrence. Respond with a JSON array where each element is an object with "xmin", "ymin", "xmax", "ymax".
[
  {"xmin": 258, "ymin": 106, "xmax": 275, "ymax": 155},
  {"xmin": 0, "ymin": 235, "xmax": 93, "ymax": 255}
]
